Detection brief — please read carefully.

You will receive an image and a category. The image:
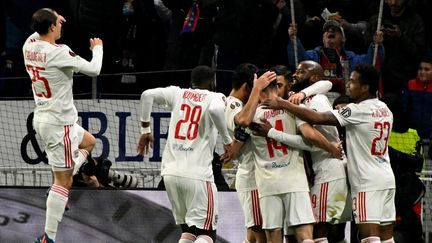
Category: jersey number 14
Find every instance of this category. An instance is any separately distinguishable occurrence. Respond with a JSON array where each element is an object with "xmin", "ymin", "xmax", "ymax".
[{"xmin": 266, "ymin": 119, "xmax": 288, "ymax": 158}]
